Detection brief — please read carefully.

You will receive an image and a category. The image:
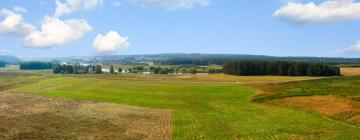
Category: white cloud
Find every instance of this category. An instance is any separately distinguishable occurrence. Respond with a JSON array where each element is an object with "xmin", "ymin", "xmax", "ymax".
[
  {"xmin": 93, "ymin": 31, "xmax": 129, "ymax": 53},
  {"xmin": 24, "ymin": 16, "xmax": 92, "ymax": 48},
  {"xmin": 113, "ymin": 1, "xmax": 122, "ymax": 7},
  {"xmin": 336, "ymin": 41, "xmax": 360, "ymax": 53},
  {"xmin": 55, "ymin": 0, "xmax": 103, "ymax": 17},
  {"xmin": 274, "ymin": 0, "xmax": 360, "ymax": 23},
  {"xmin": 0, "ymin": 8, "xmax": 35, "ymax": 36},
  {"xmin": 133, "ymin": 0, "xmax": 211, "ymax": 10},
  {"xmin": 13, "ymin": 6, "xmax": 28, "ymax": 13}
]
